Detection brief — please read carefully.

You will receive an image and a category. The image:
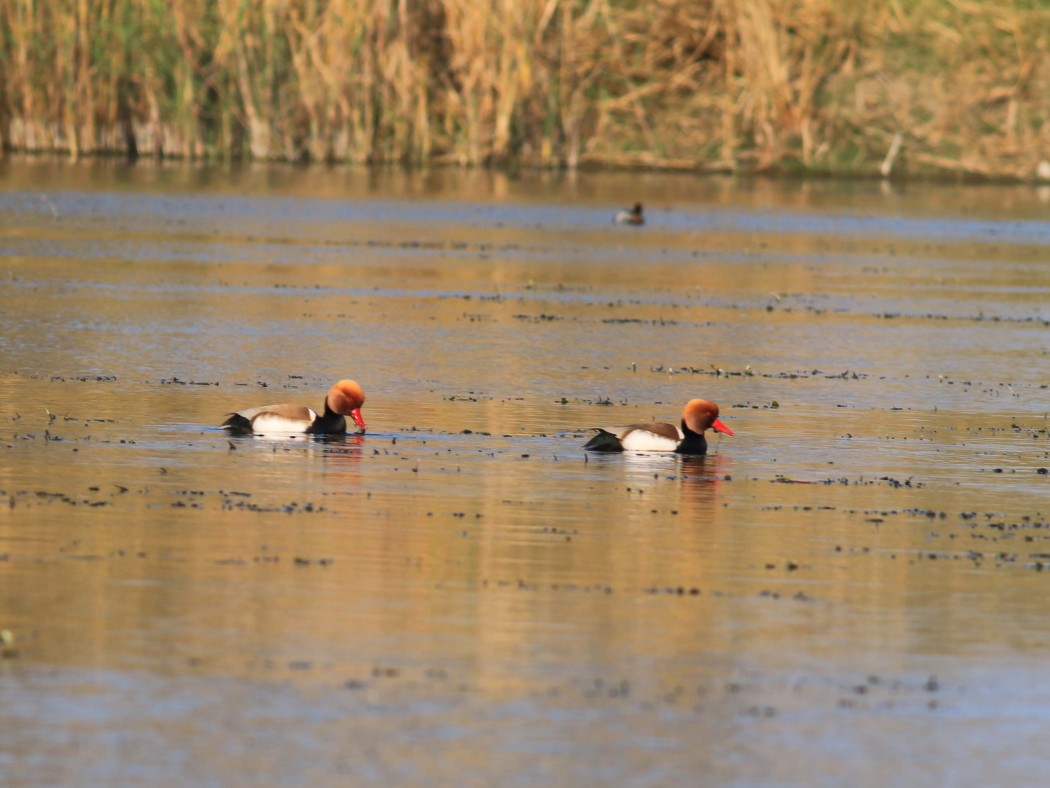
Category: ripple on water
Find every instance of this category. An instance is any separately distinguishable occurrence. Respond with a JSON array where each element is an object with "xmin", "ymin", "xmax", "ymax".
[{"xmin": 3, "ymin": 165, "xmax": 1050, "ymax": 784}]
